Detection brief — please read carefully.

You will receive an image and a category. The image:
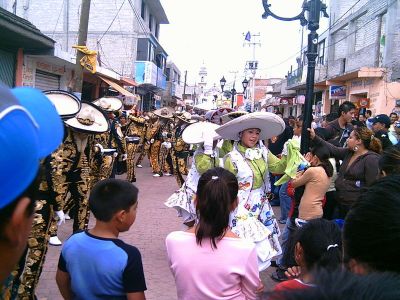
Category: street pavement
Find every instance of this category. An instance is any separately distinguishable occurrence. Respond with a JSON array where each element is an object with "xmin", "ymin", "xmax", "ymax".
[{"xmin": 36, "ymin": 158, "xmax": 280, "ymax": 300}]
